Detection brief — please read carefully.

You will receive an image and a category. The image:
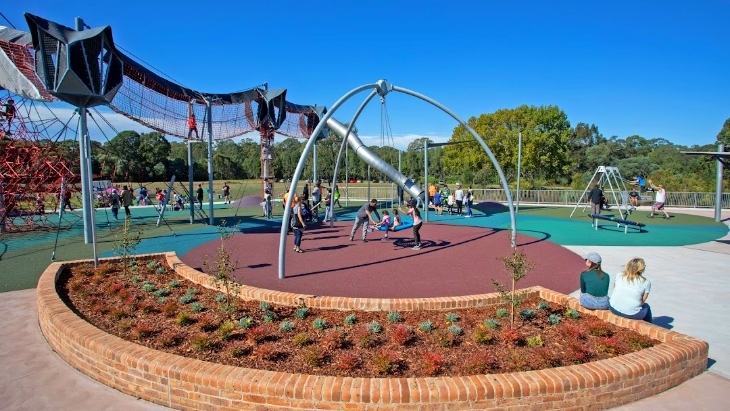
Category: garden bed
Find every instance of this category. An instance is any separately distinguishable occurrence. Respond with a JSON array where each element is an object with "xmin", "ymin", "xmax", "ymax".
[{"xmin": 39, "ymin": 254, "xmax": 709, "ymax": 410}]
